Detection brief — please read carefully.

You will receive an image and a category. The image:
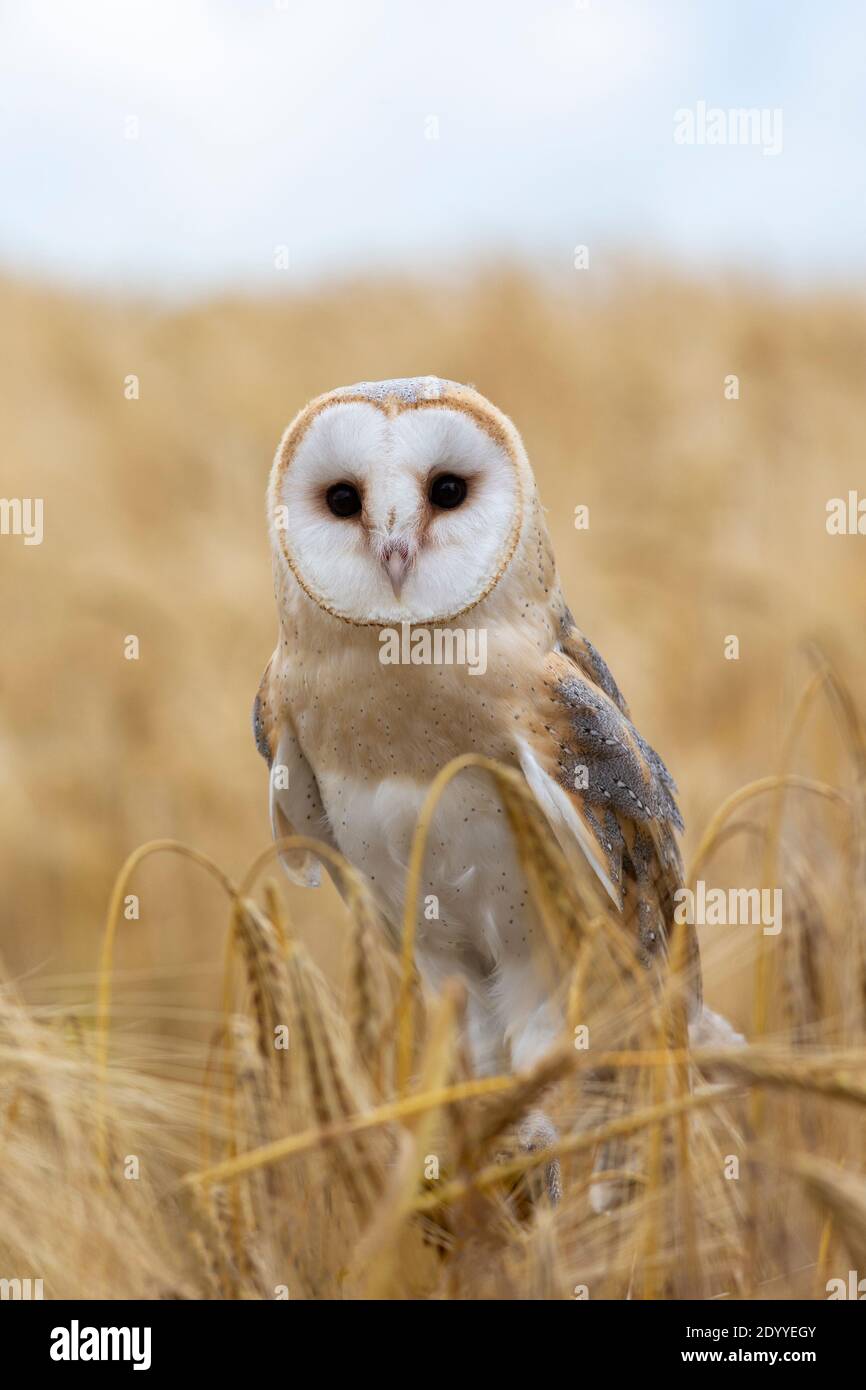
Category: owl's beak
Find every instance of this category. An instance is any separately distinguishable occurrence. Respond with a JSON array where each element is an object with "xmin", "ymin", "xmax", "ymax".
[{"xmin": 380, "ymin": 541, "xmax": 412, "ymax": 600}]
